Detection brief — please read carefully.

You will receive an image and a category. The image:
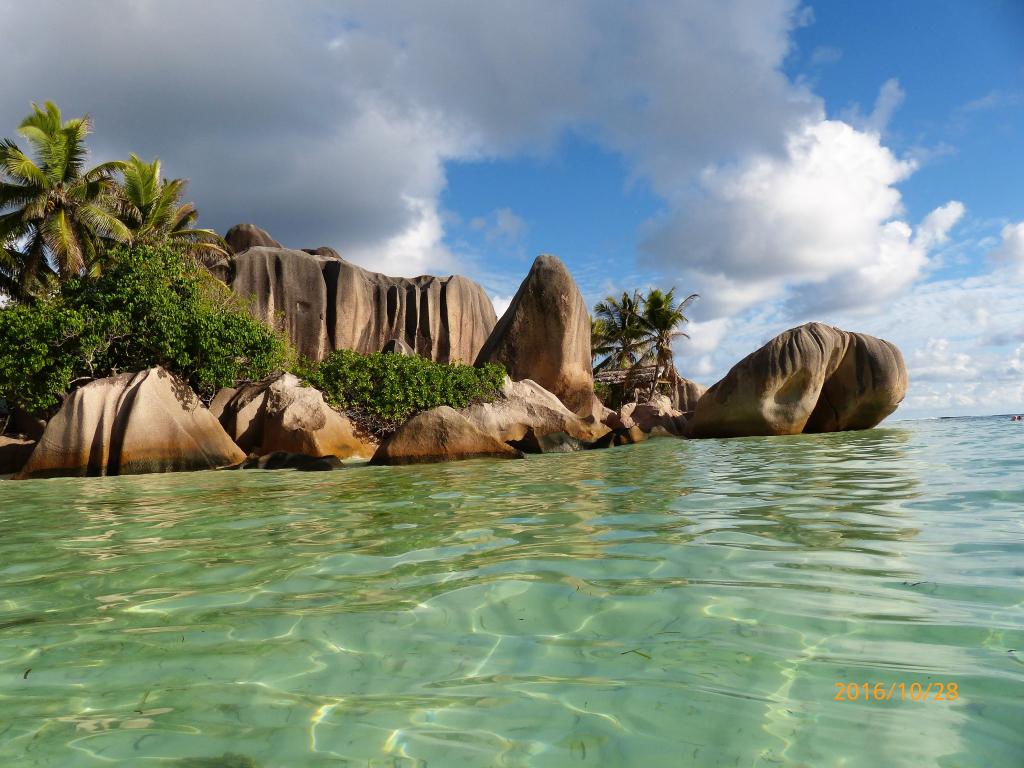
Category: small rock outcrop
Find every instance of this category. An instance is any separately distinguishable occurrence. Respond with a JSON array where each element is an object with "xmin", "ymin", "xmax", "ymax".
[
  {"xmin": 0, "ymin": 436, "xmax": 35, "ymax": 476},
  {"xmin": 227, "ymin": 232, "xmax": 497, "ymax": 363},
  {"xmin": 620, "ymin": 394, "xmax": 688, "ymax": 436},
  {"xmin": 474, "ymin": 255, "xmax": 595, "ymax": 416},
  {"xmin": 216, "ymin": 373, "xmax": 375, "ymax": 460},
  {"xmin": 371, "ymin": 406, "xmax": 524, "ymax": 465},
  {"xmin": 460, "ymin": 378, "xmax": 608, "ymax": 445},
  {"xmin": 225, "ymin": 223, "xmax": 282, "ymax": 253},
  {"xmin": 687, "ymin": 323, "xmax": 908, "ymax": 438},
  {"xmin": 16, "ymin": 368, "xmax": 245, "ymax": 479}
]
